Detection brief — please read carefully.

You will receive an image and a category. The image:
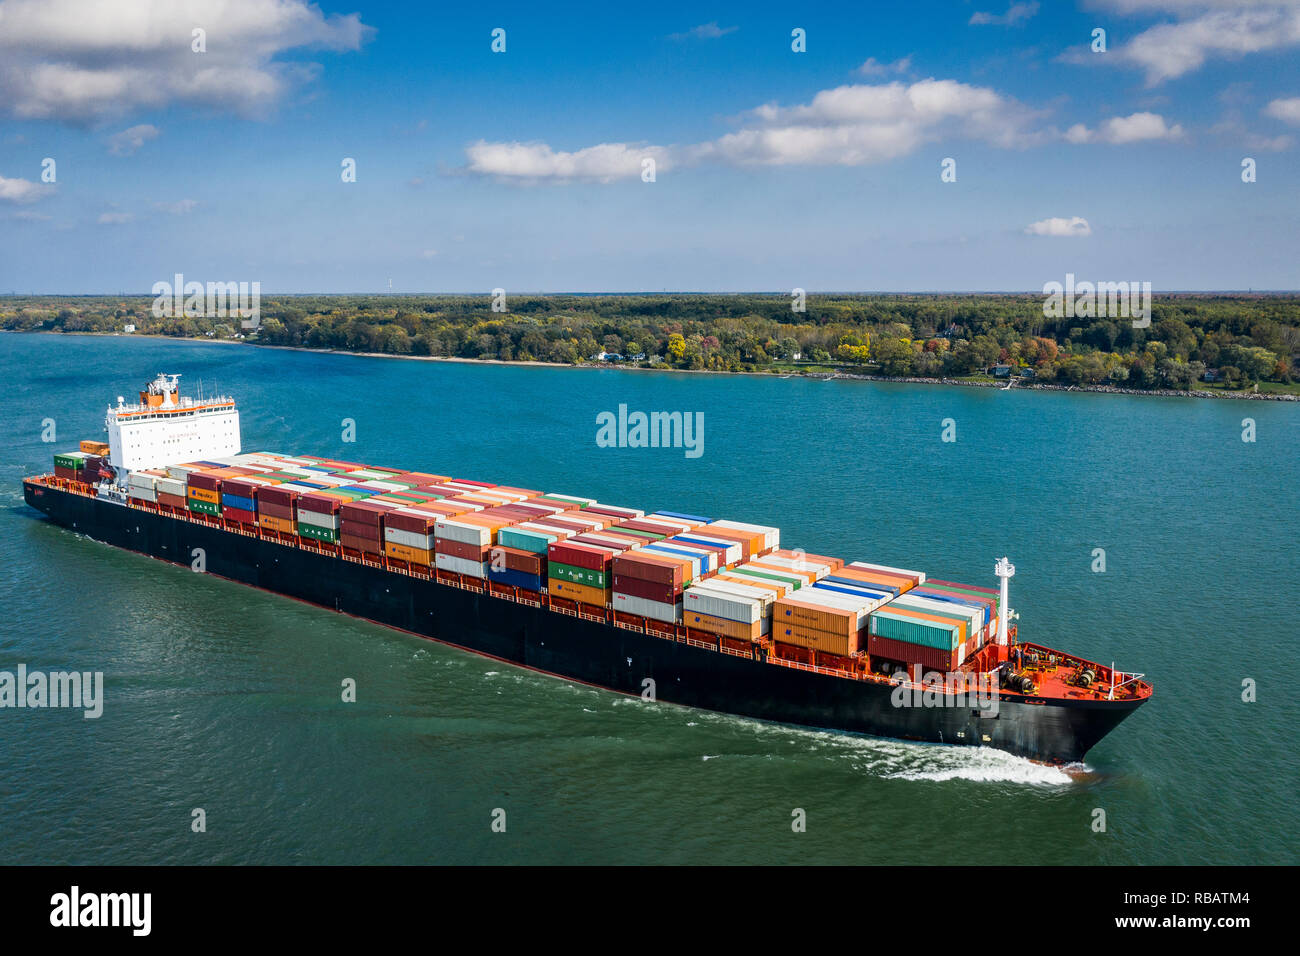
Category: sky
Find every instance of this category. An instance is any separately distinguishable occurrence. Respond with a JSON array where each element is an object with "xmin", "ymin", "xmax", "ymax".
[{"xmin": 0, "ymin": 0, "xmax": 1298, "ymax": 293}]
